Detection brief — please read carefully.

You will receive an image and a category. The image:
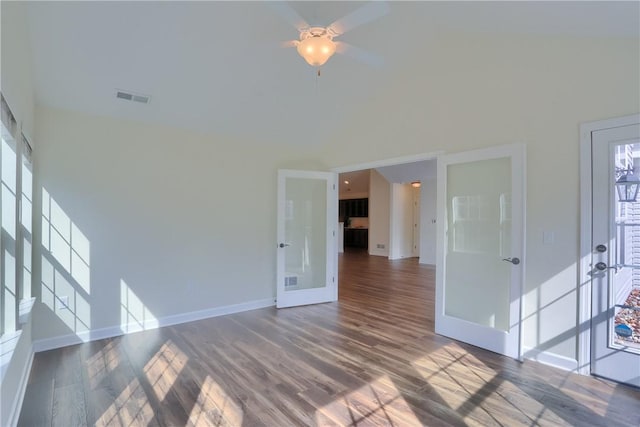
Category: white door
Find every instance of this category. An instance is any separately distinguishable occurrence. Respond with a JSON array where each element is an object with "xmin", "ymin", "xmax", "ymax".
[
  {"xmin": 276, "ymin": 170, "xmax": 338, "ymax": 308},
  {"xmin": 436, "ymin": 144, "xmax": 525, "ymax": 359},
  {"xmin": 591, "ymin": 122, "xmax": 640, "ymax": 387}
]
